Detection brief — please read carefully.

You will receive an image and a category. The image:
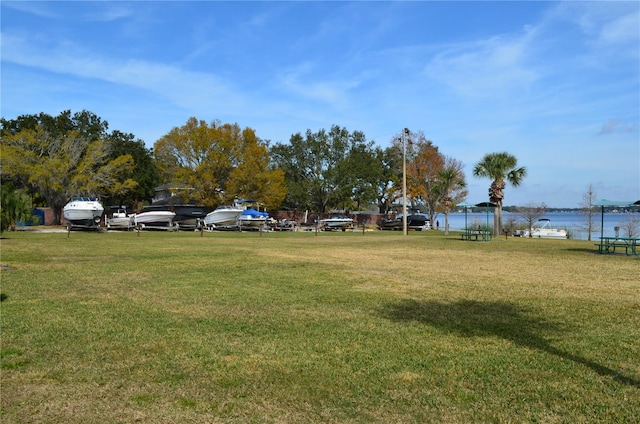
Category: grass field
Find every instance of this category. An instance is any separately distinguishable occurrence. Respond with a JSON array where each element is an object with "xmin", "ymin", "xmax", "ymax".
[{"xmin": 1, "ymin": 229, "xmax": 638, "ymax": 423}]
